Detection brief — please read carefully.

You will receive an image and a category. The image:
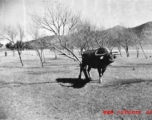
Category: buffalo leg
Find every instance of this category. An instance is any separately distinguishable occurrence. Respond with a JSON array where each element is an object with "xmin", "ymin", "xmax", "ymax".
[
  {"xmin": 87, "ymin": 66, "xmax": 92, "ymax": 80},
  {"xmin": 97, "ymin": 67, "xmax": 106, "ymax": 83},
  {"xmin": 83, "ymin": 66, "xmax": 89, "ymax": 80},
  {"xmin": 79, "ymin": 64, "xmax": 89, "ymax": 80},
  {"xmin": 97, "ymin": 68, "xmax": 102, "ymax": 83},
  {"xmin": 79, "ymin": 64, "xmax": 83, "ymax": 79}
]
